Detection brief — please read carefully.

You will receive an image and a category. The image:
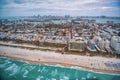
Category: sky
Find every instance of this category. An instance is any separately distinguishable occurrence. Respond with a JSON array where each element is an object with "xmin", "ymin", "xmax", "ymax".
[{"xmin": 0, "ymin": 0, "xmax": 120, "ymax": 17}]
